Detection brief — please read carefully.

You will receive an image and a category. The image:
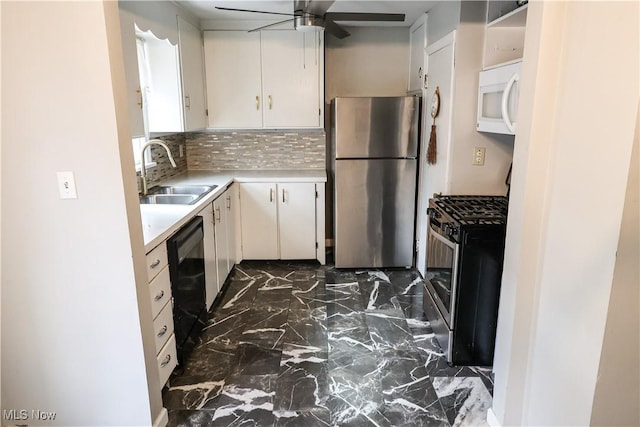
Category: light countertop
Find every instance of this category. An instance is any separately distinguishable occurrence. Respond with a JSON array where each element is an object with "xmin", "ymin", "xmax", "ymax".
[{"xmin": 140, "ymin": 169, "xmax": 327, "ymax": 253}]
